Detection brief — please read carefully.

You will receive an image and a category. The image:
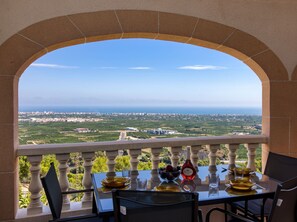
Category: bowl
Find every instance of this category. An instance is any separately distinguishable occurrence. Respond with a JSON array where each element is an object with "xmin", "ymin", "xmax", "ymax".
[
  {"xmin": 158, "ymin": 165, "xmax": 181, "ymax": 181},
  {"xmin": 101, "ymin": 177, "xmax": 130, "ymax": 188},
  {"xmin": 229, "ymin": 167, "xmax": 253, "ymax": 177},
  {"xmin": 235, "ymin": 167, "xmax": 253, "ymax": 176}
]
